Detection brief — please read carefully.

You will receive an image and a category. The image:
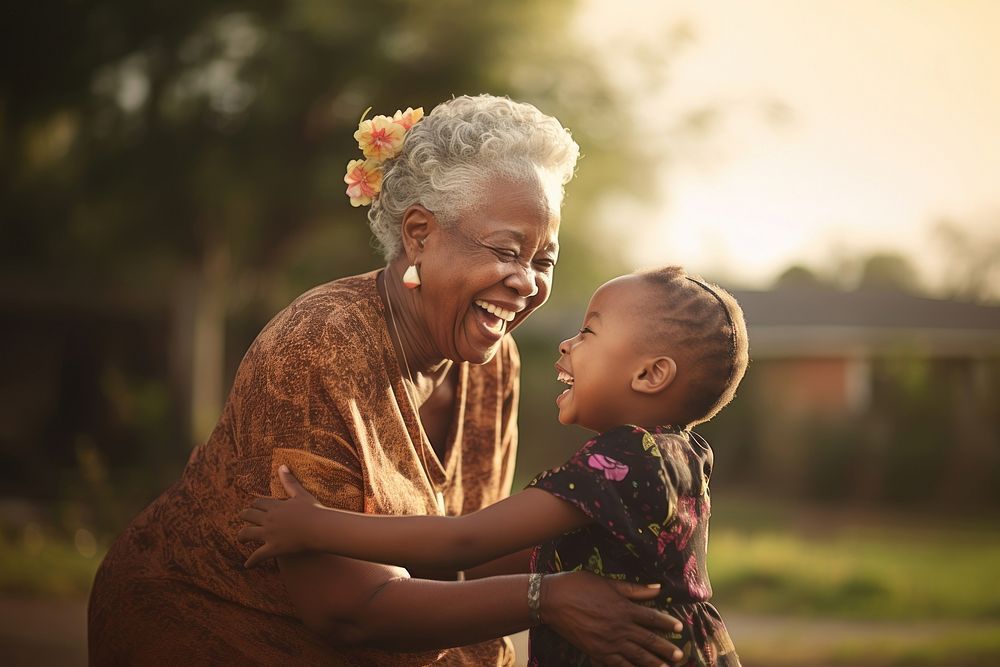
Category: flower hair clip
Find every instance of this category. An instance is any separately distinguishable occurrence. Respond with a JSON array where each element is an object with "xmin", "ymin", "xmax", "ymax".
[{"xmin": 344, "ymin": 106, "xmax": 424, "ymax": 207}]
